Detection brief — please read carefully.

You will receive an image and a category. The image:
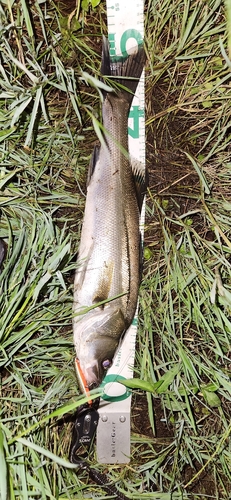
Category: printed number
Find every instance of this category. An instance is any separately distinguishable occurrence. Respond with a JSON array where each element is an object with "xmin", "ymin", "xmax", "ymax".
[
  {"xmin": 128, "ymin": 106, "xmax": 144, "ymax": 139},
  {"xmin": 120, "ymin": 28, "xmax": 143, "ymax": 57}
]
